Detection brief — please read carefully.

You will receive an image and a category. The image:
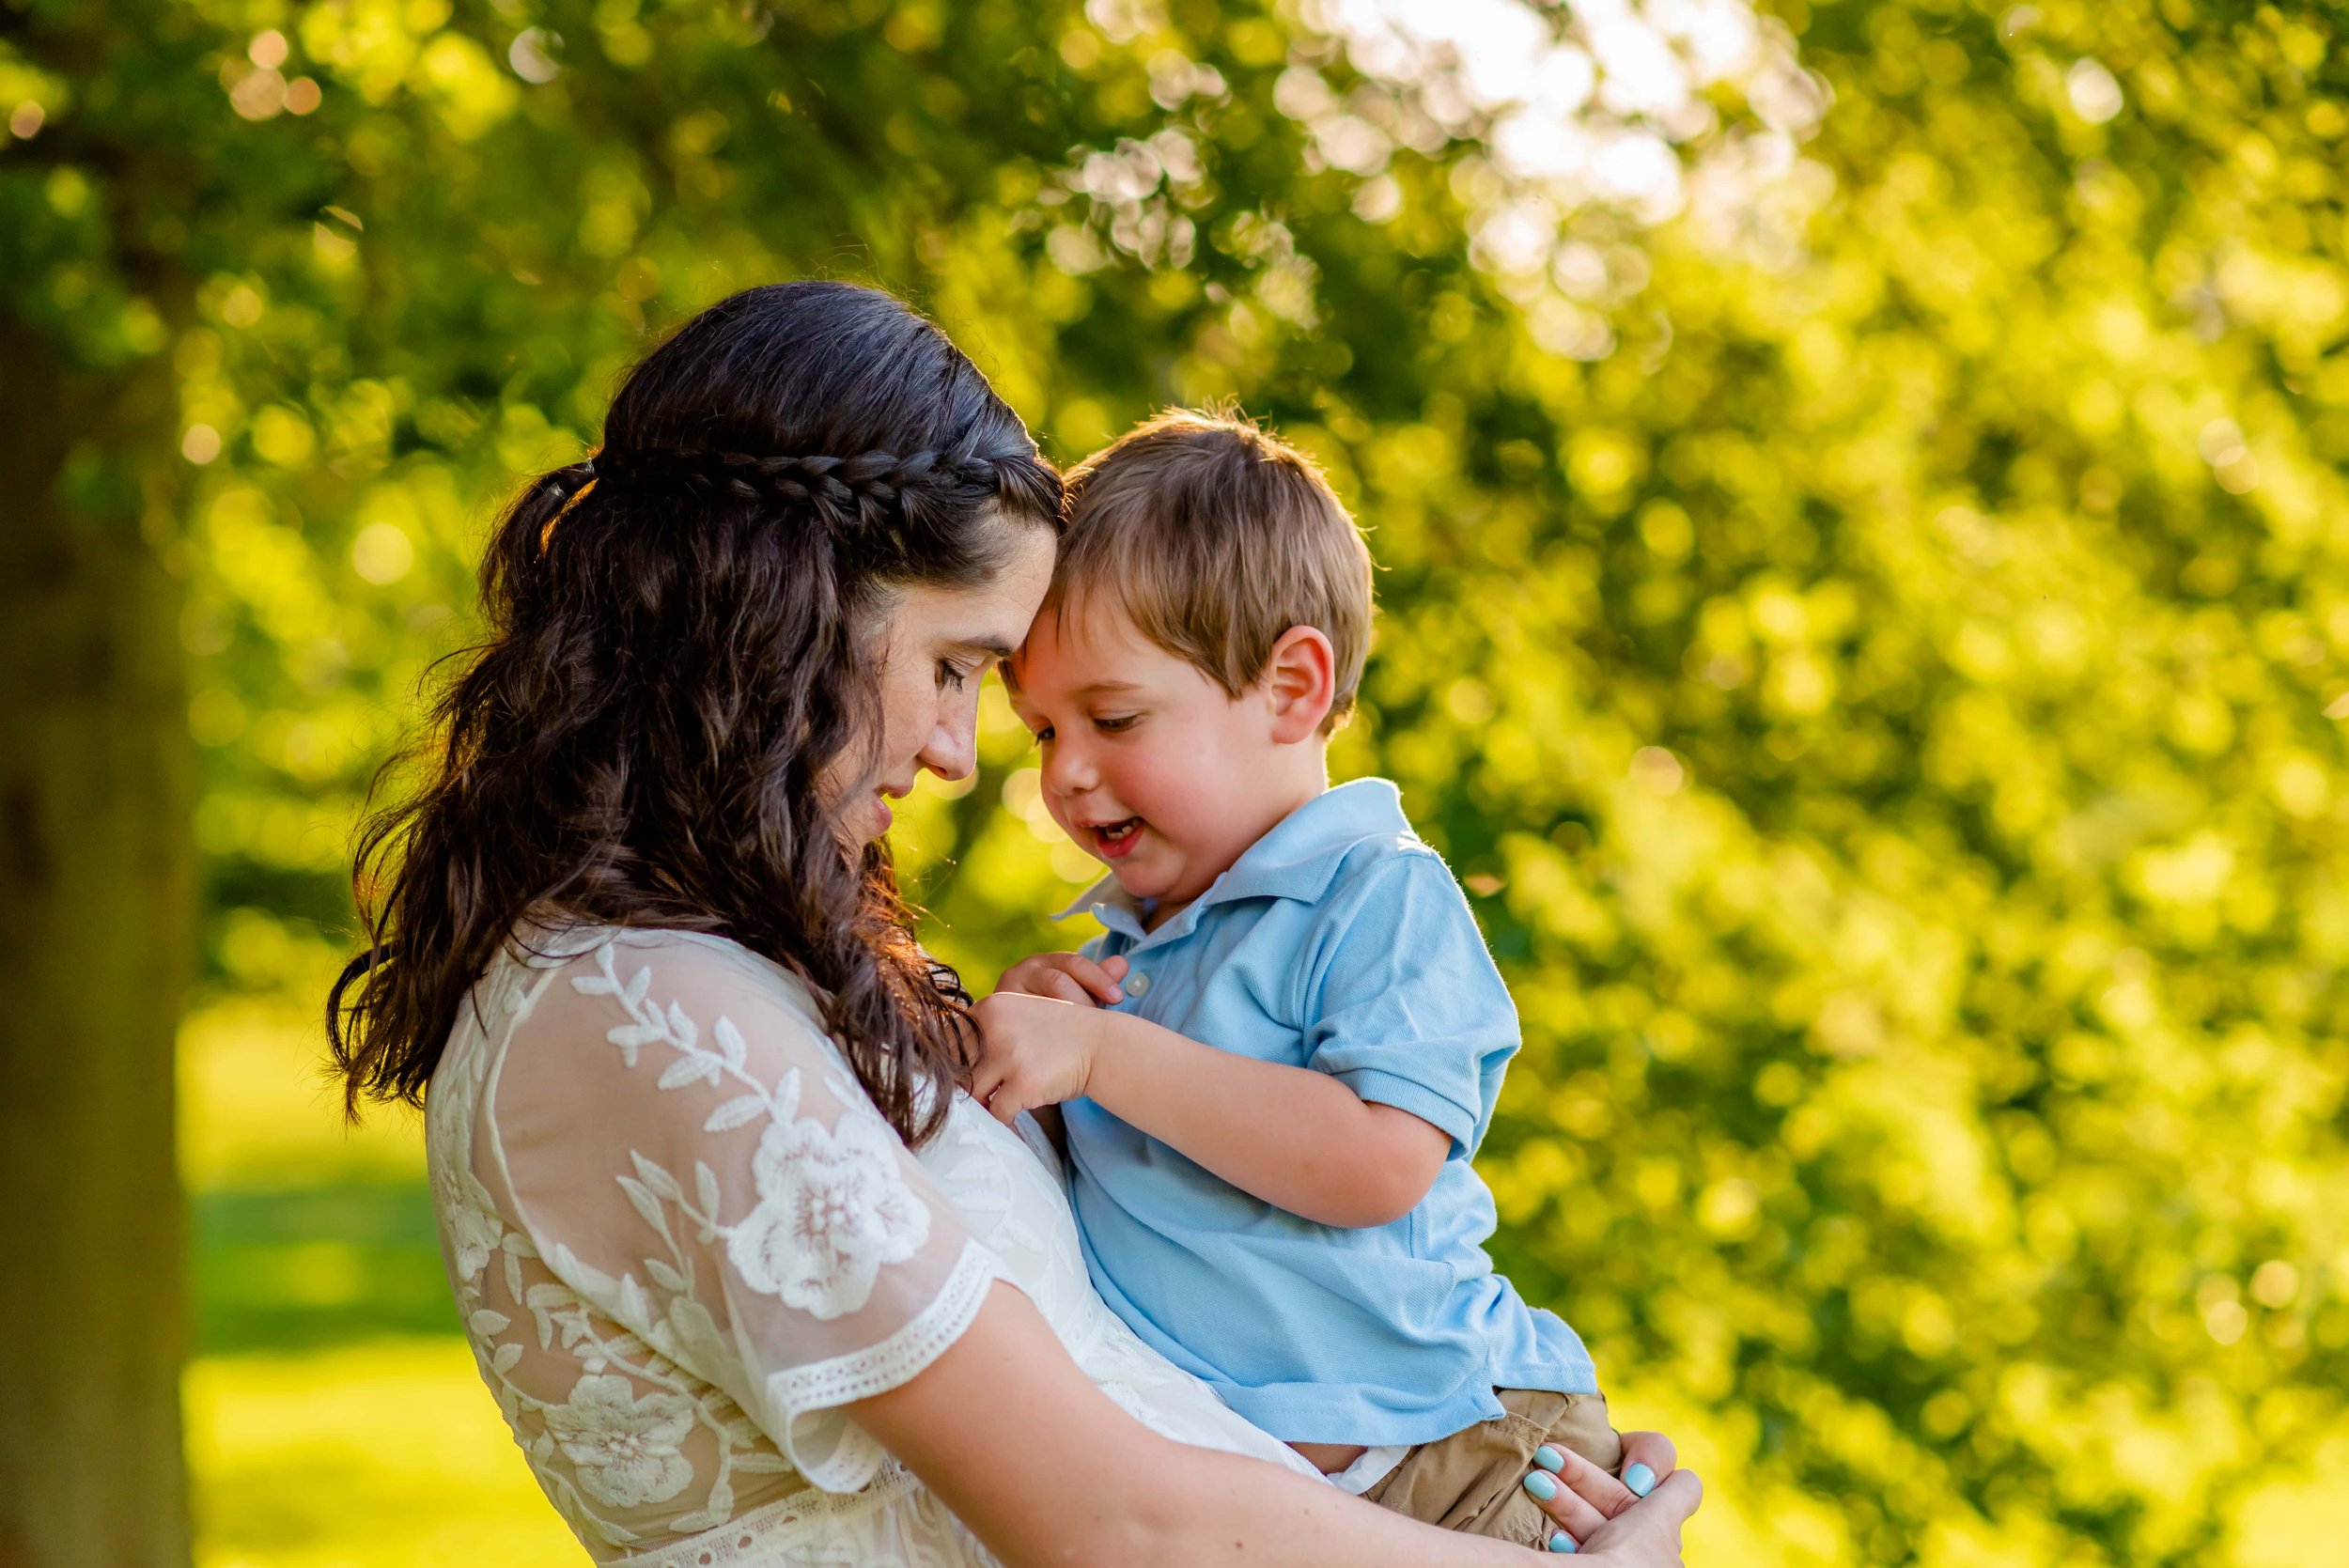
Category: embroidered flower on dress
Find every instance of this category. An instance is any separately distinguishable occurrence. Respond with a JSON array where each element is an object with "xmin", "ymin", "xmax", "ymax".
[
  {"xmin": 726, "ymin": 1107, "xmax": 930, "ymax": 1319},
  {"xmin": 543, "ymin": 1374, "xmax": 697, "ymax": 1508},
  {"xmin": 439, "ymin": 1164, "xmax": 506, "ymax": 1284}
]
